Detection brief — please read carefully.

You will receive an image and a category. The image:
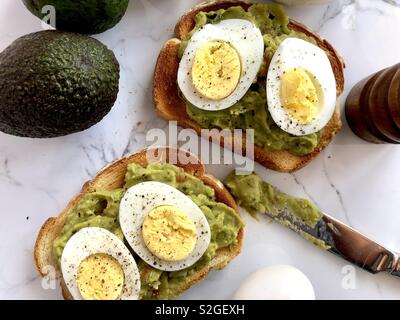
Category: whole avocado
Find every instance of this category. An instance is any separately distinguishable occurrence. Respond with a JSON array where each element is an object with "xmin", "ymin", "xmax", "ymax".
[
  {"xmin": 22, "ymin": 0, "xmax": 129, "ymax": 34},
  {"xmin": 0, "ymin": 31, "xmax": 120, "ymax": 138}
]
